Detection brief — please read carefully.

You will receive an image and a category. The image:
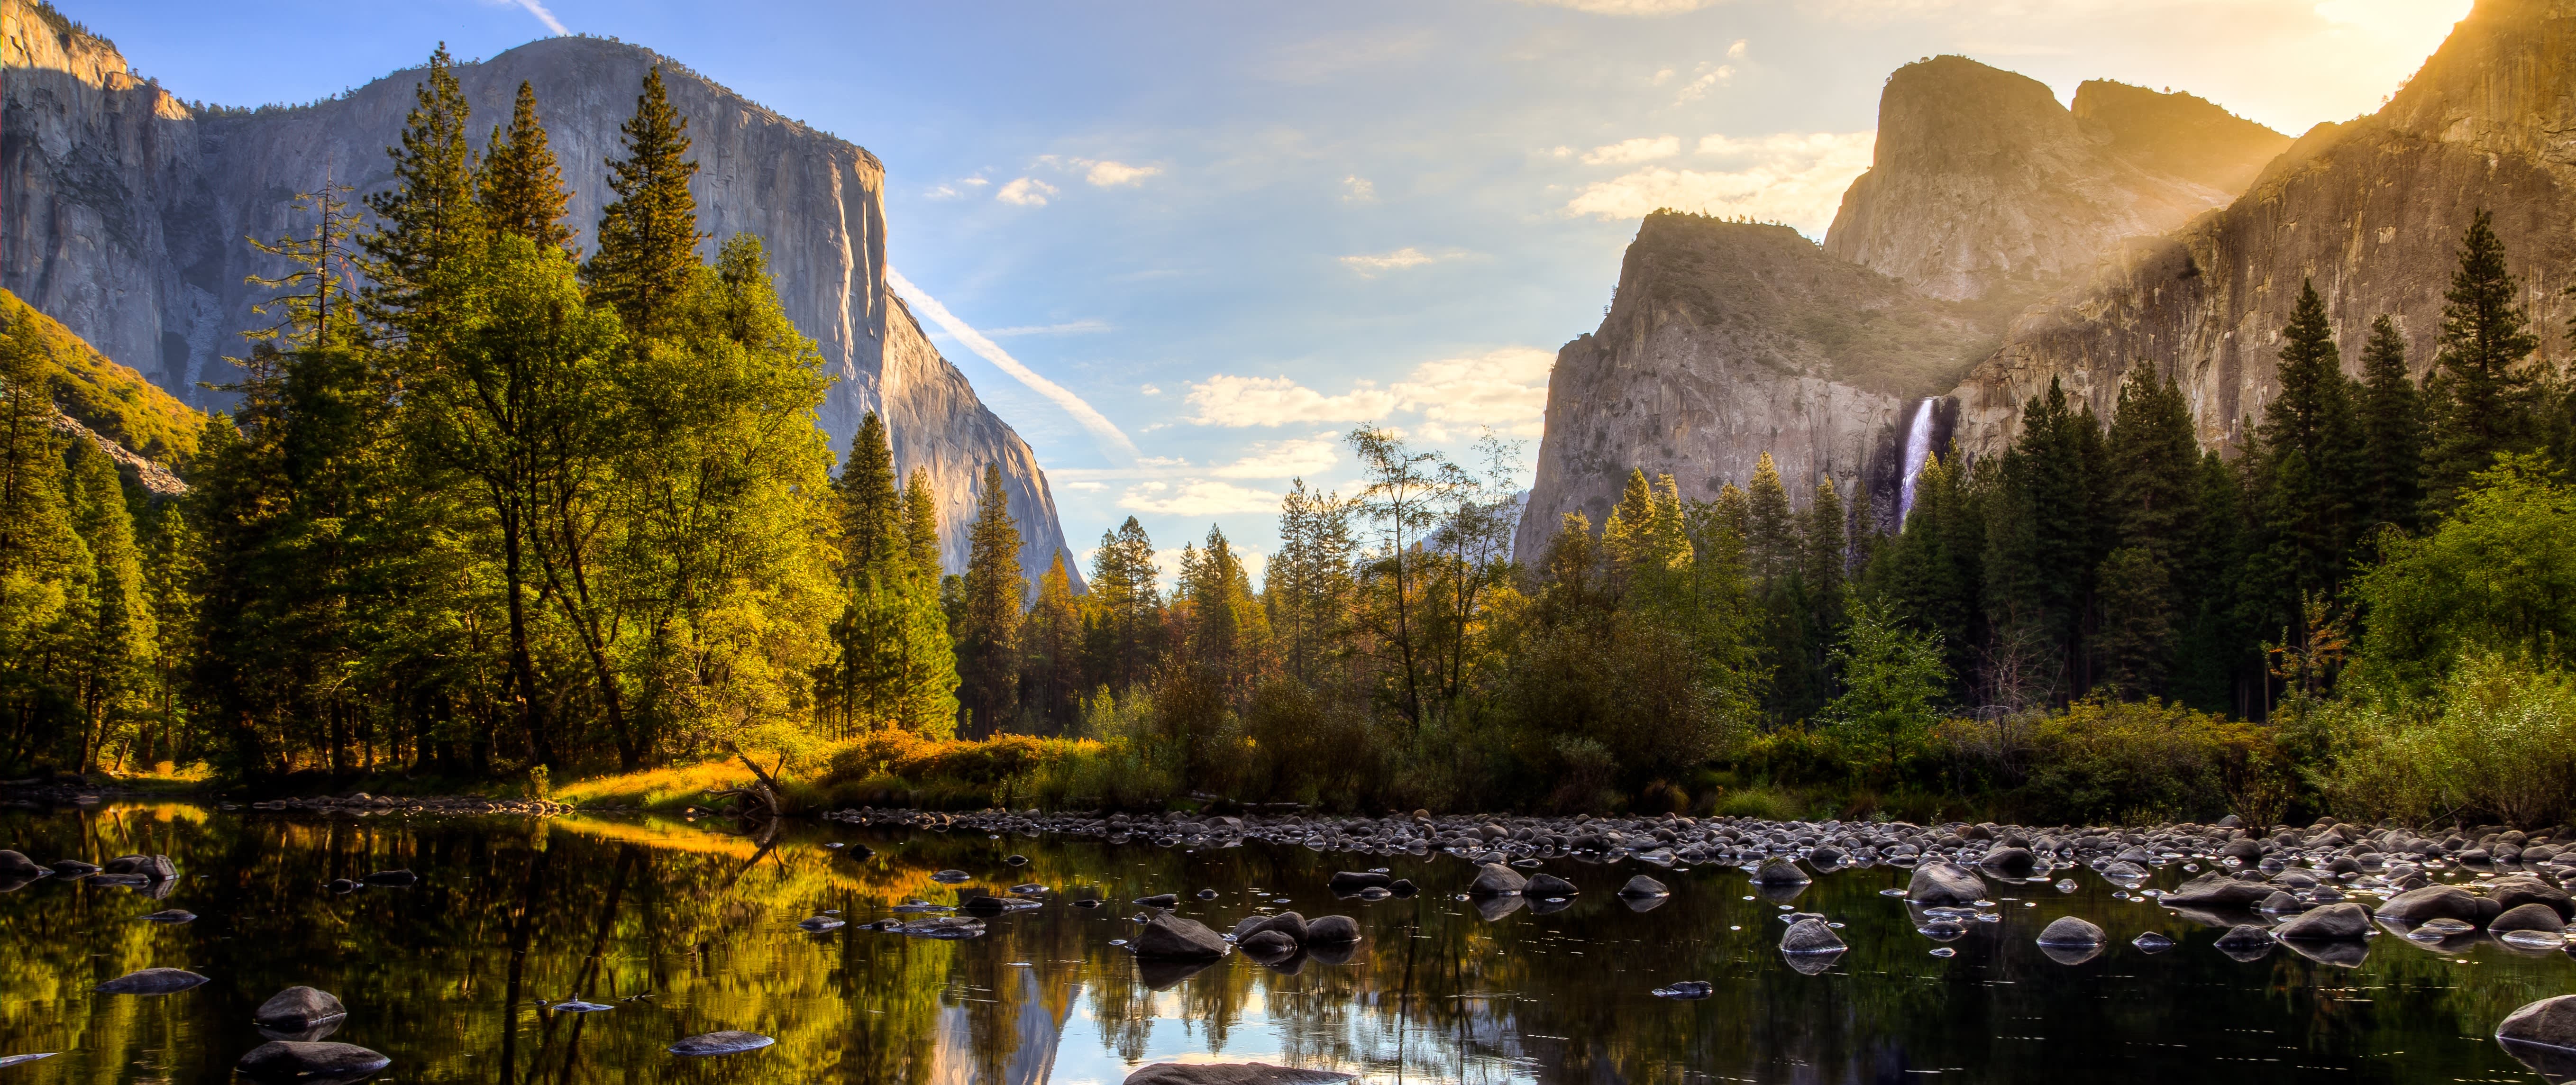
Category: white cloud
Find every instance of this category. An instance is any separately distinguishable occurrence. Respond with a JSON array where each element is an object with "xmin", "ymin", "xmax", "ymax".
[
  {"xmin": 1390, "ymin": 348, "xmax": 1556, "ymax": 439},
  {"xmin": 1210, "ymin": 436, "xmax": 1341, "ymax": 479},
  {"xmin": 1141, "ymin": 383, "xmax": 1163, "ymax": 396},
  {"xmin": 1186, "ymin": 375, "xmax": 1399, "ymax": 427},
  {"xmin": 1580, "ymin": 136, "xmax": 1681, "ymax": 165},
  {"xmin": 1183, "ymin": 348, "xmax": 1554, "ymax": 439},
  {"xmin": 1338, "ymin": 246, "xmax": 1459, "ymax": 275},
  {"xmin": 1727, "ymin": 38, "xmax": 1749, "ymax": 58},
  {"xmin": 1118, "ymin": 480, "xmax": 1283, "ymax": 517},
  {"xmin": 1673, "ymin": 64, "xmax": 1734, "ymax": 103},
  {"xmin": 1519, "ymin": 0, "xmax": 1724, "ymax": 14},
  {"xmin": 887, "ymin": 268, "xmax": 1141, "ymax": 462},
  {"xmin": 1343, "ymin": 174, "xmax": 1377, "ymax": 202},
  {"xmin": 984, "ymin": 319, "xmax": 1112, "ymax": 337},
  {"xmin": 1652, "ymin": 68, "xmax": 1676, "ymax": 85},
  {"xmin": 1563, "ymin": 130, "xmax": 1876, "ymax": 236},
  {"xmin": 1085, "ymin": 160, "xmax": 1162, "ymax": 186},
  {"xmin": 504, "ymin": 0, "xmax": 568, "ymax": 34},
  {"xmin": 996, "ymin": 178, "xmax": 1057, "ymax": 205}
]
